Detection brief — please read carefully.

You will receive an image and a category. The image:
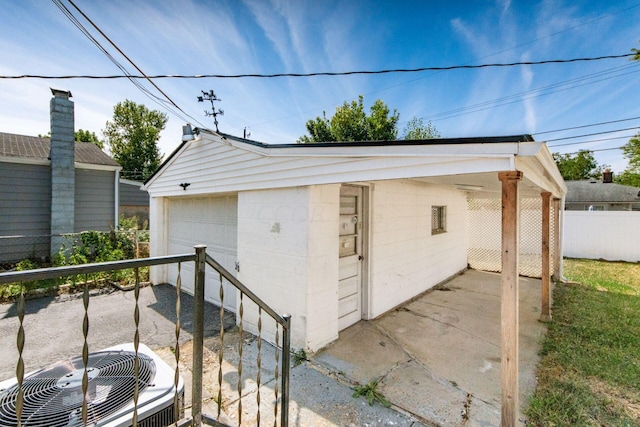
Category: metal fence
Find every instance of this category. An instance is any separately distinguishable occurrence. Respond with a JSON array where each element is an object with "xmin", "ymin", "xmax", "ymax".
[
  {"xmin": 0, "ymin": 245, "xmax": 291, "ymax": 427},
  {"xmin": 467, "ymin": 197, "xmax": 557, "ymax": 278},
  {"xmin": 0, "ymin": 229, "xmax": 150, "ymax": 269}
]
